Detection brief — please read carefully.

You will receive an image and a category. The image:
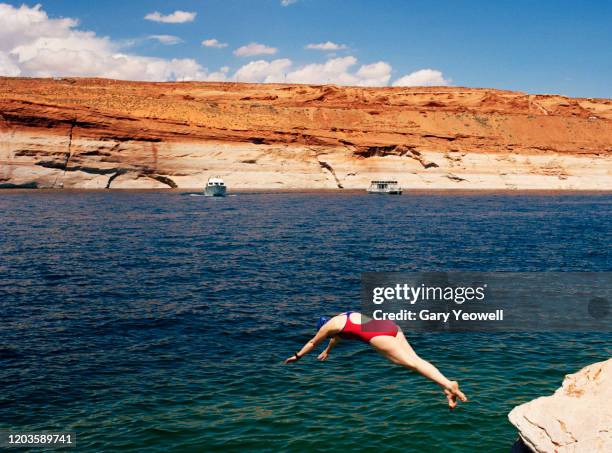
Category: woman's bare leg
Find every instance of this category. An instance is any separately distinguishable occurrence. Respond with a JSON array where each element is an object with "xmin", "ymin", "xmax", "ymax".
[
  {"xmin": 370, "ymin": 332, "xmax": 467, "ymax": 408},
  {"xmin": 370, "ymin": 332, "xmax": 451, "ymax": 388}
]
